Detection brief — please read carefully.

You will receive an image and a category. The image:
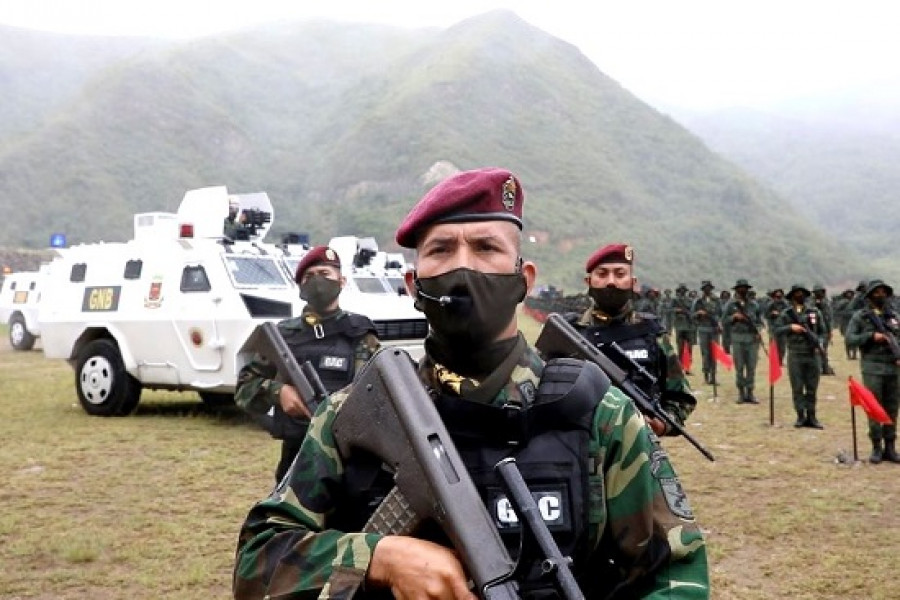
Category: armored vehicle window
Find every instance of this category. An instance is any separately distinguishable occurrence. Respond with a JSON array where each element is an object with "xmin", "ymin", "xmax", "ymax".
[
  {"xmin": 124, "ymin": 260, "xmax": 143, "ymax": 280},
  {"xmin": 30, "ymin": 281, "xmax": 36, "ymax": 290},
  {"xmin": 354, "ymin": 276, "xmax": 390, "ymax": 294},
  {"xmin": 71, "ymin": 263, "xmax": 87, "ymax": 282},
  {"xmin": 386, "ymin": 276, "xmax": 407, "ymax": 295},
  {"xmin": 181, "ymin": 266, "xmax": 211, "ymax": 292},
  {"xmin": 225, "ymin": 256, "xmax": 288, "ymax": 287},
  {"xmin": 8, "ymin": 281, "xmax": 15, "ymax": 290}
]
